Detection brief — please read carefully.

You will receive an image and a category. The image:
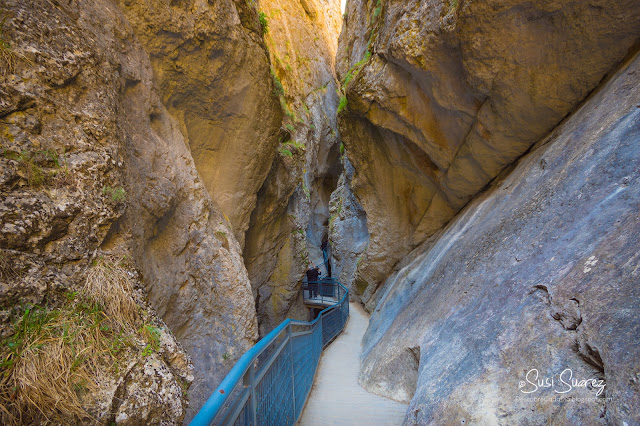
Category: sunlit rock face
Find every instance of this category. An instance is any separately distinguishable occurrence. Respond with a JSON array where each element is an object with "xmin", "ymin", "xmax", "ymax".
[
  {"xmin": 243, "ymin": 0, "xmax": 343, "ymax": 336},
  {"xmin": 117, "ymin": 0, "xmax": 283, "ymax": 247},
  {"xmin": 336, "ymin": 0, "xmax": 640, "ymax": 306},
  {"xmin": 359, "ymin": 52, "xmax": 640, "ymax": 424}
]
